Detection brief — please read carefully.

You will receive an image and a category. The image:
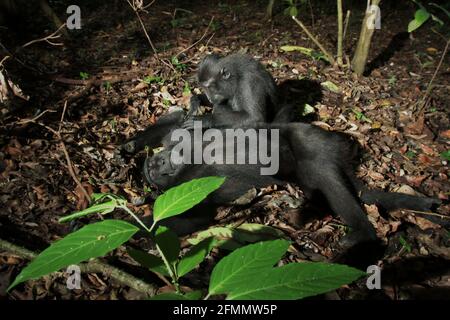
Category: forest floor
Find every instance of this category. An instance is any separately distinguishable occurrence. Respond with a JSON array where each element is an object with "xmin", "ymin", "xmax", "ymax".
[{"xmin": 0, "ymin": 1, "xmax": 449, "ymax": 300}]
